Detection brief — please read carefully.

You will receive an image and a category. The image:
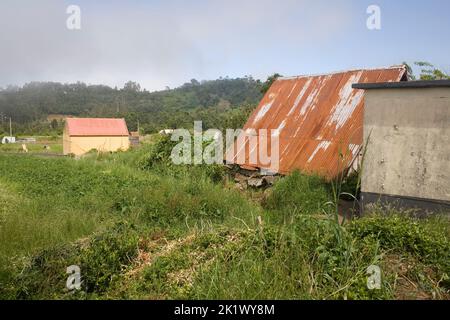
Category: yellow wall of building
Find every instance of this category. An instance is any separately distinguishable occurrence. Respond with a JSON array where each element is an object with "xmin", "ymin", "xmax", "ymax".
[{"xmin": 63, "ymin": 134, "xmax": 130, "ymax": 156}]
